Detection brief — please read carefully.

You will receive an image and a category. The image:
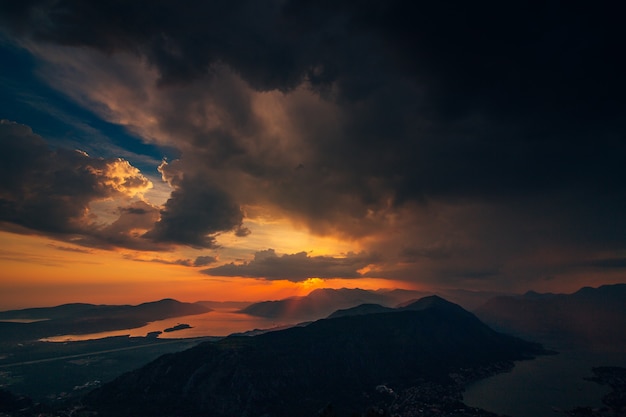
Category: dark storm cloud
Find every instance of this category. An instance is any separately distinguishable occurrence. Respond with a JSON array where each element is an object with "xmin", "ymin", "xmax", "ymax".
[
  {"xmin": 0, "ymin": 119, "xmax": 246, "ymax": 250},
  {"xmin": 145, "ymin": 175, "xmax": 244, "ymax": 248},
  {"xmin": 2, "ymin": 1, "xmax": 626, "ymax": 288},
  {"xmin": 194, "ymin": 255, "xmax": 218, "ymax": 267},
  {"xmin": 202, "ymin": 249, "xmax": 377, "ymax": 281},
  {"xmin": 3, "ymin": 1, "xmax": 624, "ymax": 212},
  {"xmin": 0, "ymin": 120, "xmax": 143, "ymax": 233},
  {"xmin": 0, "ymin": 120, "xmax": 163, "ymax": 250}
]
